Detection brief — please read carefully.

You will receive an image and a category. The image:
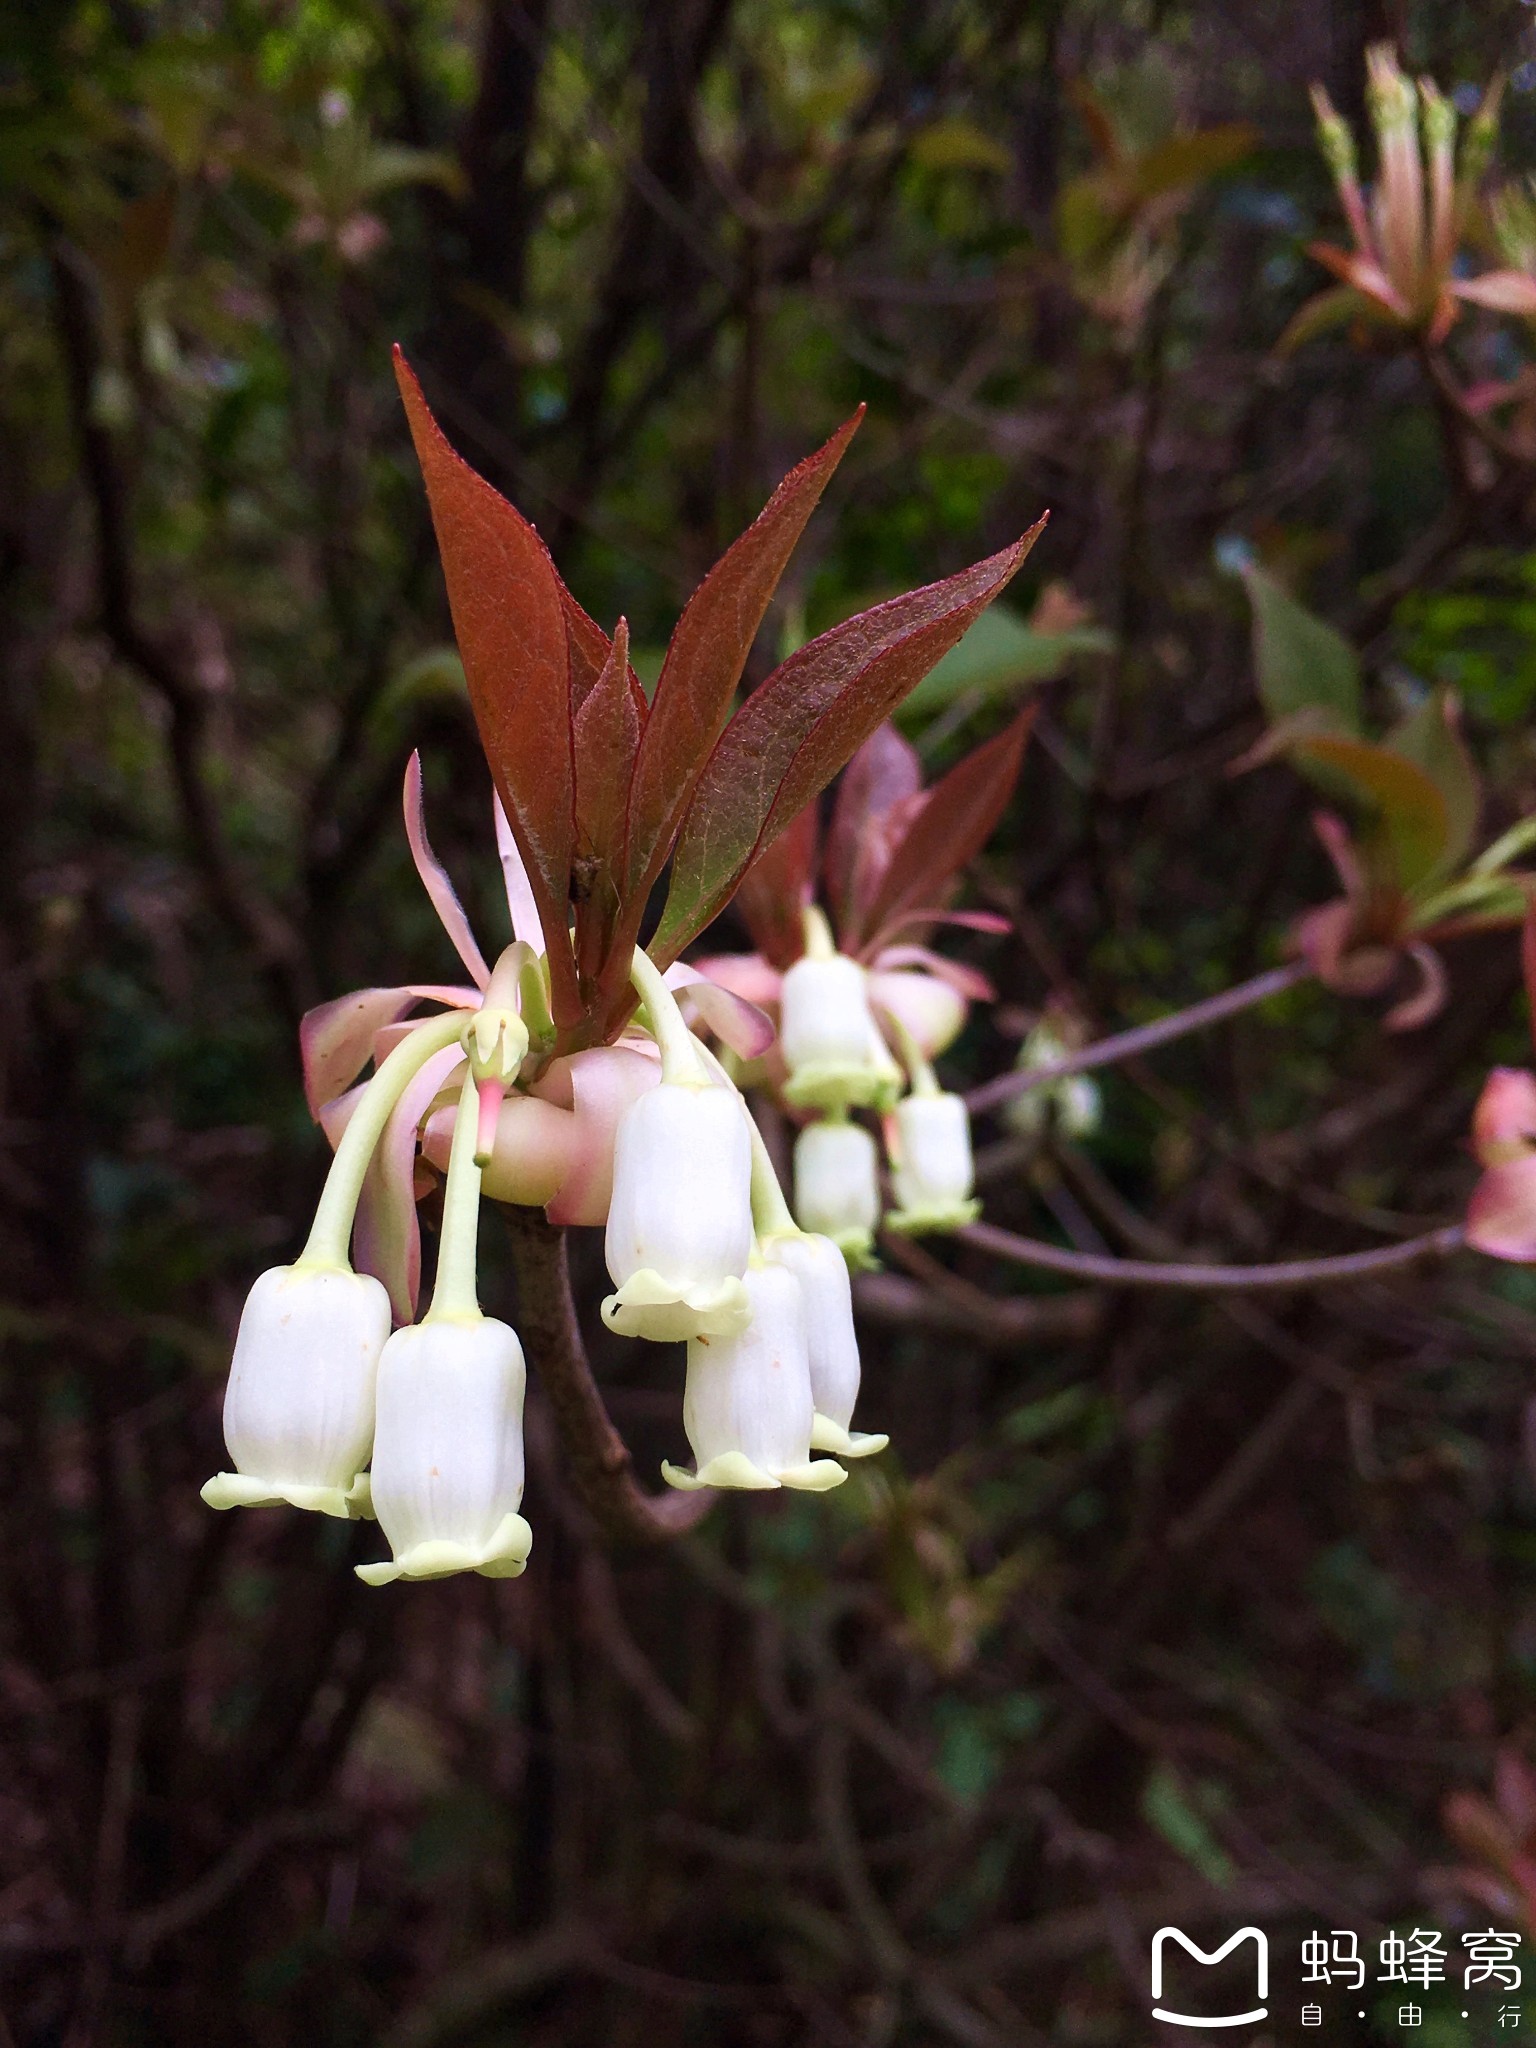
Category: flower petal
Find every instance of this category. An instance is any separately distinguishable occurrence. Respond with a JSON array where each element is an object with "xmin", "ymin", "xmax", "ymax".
[
  {"xmin": 404, "ymin": 750, "xmax": 490, "ymax": 988},
  {"xmin": 301, "ymin": 987, "xmax": 418, "ymax": 1118},
  {"xmin": 494, "ymin": 792, "xmax": 545, "ymax": 949},
  {"xmin": 665, "ymin": 962, "xmax": 777, "ymax": 1060},
  {"xmin": 1468, "ymin": 1157, "xmax": 1536, "ymax": 1261},
  {"xmin": 354, "ymin": 1045, "xmax": 467, "ymax": 1322},
  {"xmin": 1473, "ymin": 1068, "xmax": 1536, "ymax": 1162}
]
